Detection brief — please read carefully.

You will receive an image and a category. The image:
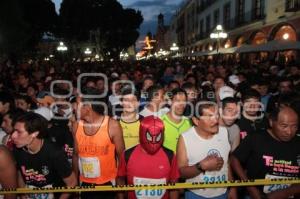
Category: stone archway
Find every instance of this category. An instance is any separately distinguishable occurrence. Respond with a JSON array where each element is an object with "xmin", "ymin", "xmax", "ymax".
[
  {"xmin": 250, "ymin": 31, "xmax": 267, "ymax": 45},
  {"xmin": 270, "ymin": 23, "xmax": 297, "ymax": 41},
  {"xmin": 236, "ymin": 36, "xmax": 245, "ymax": 47}
]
